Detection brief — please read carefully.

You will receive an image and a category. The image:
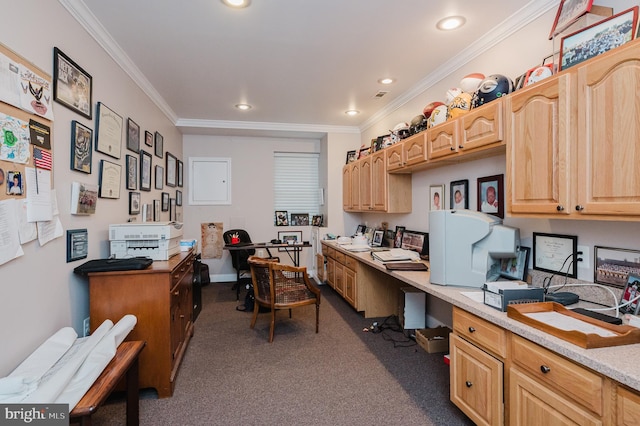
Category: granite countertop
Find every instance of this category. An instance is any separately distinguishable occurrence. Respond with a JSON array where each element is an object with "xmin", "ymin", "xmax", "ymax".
[{"xmin": 323, "ymin": 240, "xmax": 640, "ymax": 392}]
